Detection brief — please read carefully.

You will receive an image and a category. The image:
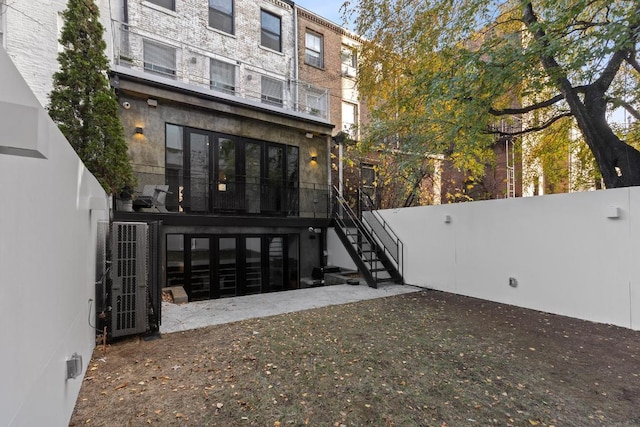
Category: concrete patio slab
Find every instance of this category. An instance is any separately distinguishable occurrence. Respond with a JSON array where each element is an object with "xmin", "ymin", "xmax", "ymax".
[{"xmin": 160, "ymin": 283, "xmax": 420, "ymax": 334}]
